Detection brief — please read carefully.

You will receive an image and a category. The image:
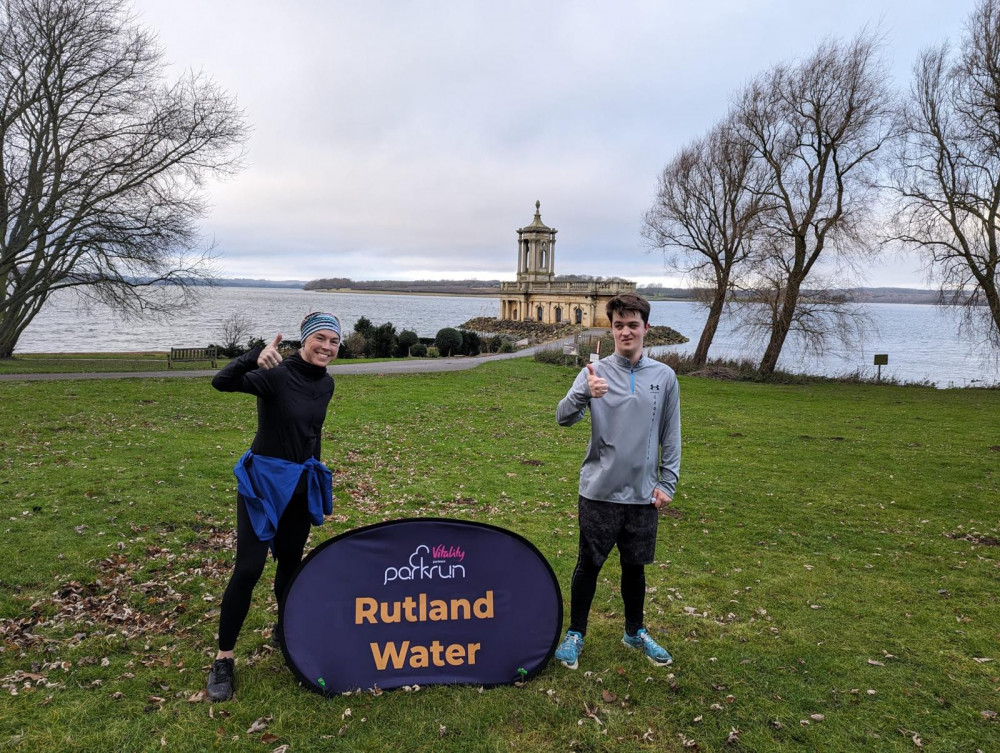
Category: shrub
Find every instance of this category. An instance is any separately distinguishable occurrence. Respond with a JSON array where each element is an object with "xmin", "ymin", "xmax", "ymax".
[
  {"xmin": 396, "ymin": 330, "xmax": 419, "ymax": 357},
  {"xmin": 487, "ymin": 334, "xmax": 504, "ymax": 353},
  {"xmin": 410, "ymin": 343, "xmax": 428, "ymax": 357},
  {"xmin": 498, "ymin": 339, "xmax": 515, "ymax": 353},
  {"xmin": 367, "ymin": 322, "xmax": 397, "ymax": 358},
  {"xmin": 342, "ymin": 332, "xmax": 367, "ymax": 359},
  {"xmin": 426, "ymin": 346, "xmax": 440, "ymax": 358},
  {"xmin": 533, "ymin": 348, "xmax": 577, "ymax": 366},
  {"xmin": 435, "ymin": 327, "xmax": 463, "ymax": 356},
  {"xmin": 353, "ymin": 316, "xmax": 375, "ymax": 339},
  {"xmin": 207, "ymin": 342, "xmax": 241, "ymax": 358},
  {"xmin": 458, "ymin": 330, "xmax": 481, "ymax": 356}
]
